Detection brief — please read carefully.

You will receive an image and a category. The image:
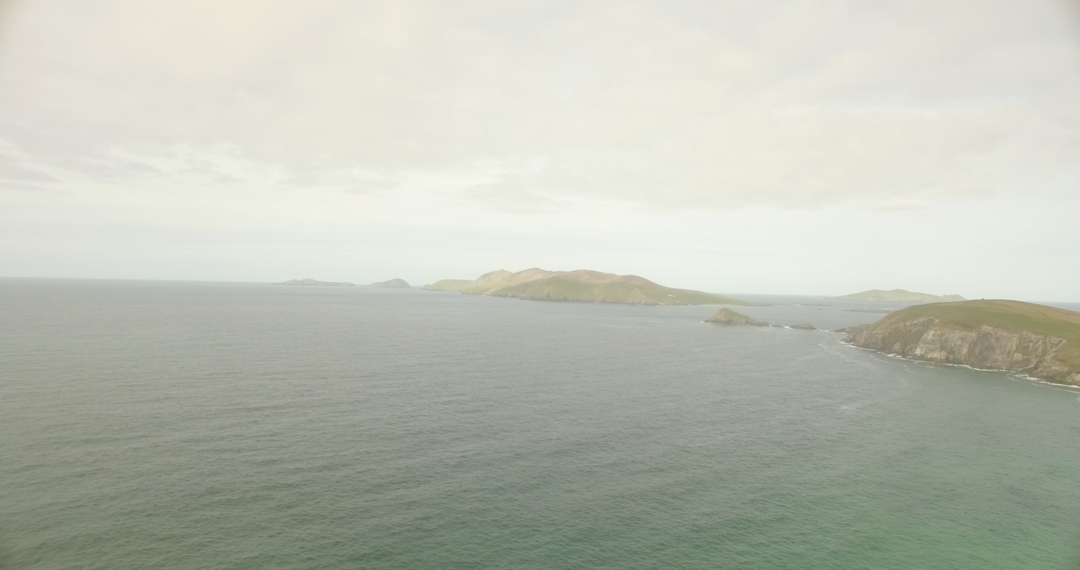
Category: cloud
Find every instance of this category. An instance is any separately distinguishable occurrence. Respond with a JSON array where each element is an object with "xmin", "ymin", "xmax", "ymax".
[
  {"xmin": 0, "ymin": 0, "xmax": 1077, "ymax": 210},
  {"xmin": 0, "ymin": 161, "xmax": 60, "ymax": 183},
  {"xmin": 0, "ymin": 181, "xmax": 64, "ymax": 194},
  {"xmin": 870, "ymin": 199, "xmax": 930, "ymax": 212},
  {"xmin": 456, "ymin": 181, "xmax": 566, "ymax": 214}
]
